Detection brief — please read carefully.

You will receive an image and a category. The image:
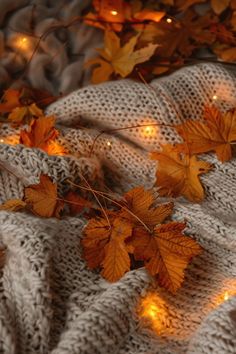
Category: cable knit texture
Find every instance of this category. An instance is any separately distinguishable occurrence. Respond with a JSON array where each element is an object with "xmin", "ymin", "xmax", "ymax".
[{"xmin": 0, "ymin": 63, "xmax": 236, "ymax": 354}]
